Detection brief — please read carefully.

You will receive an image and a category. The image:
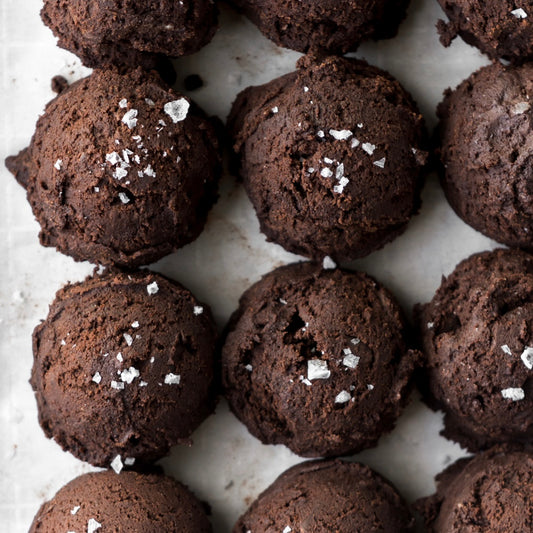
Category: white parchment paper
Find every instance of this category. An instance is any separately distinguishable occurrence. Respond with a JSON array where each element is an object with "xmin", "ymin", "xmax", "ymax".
[{"xmin": 0, "ymin": 0, "xmax": 498, "ymax": 531}]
